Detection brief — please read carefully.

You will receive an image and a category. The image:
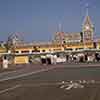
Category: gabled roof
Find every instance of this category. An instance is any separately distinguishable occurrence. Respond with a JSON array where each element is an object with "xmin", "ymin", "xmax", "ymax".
[{"xmin": 83, "ymin": 15, "xmax": 94, "ymax": 28}]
